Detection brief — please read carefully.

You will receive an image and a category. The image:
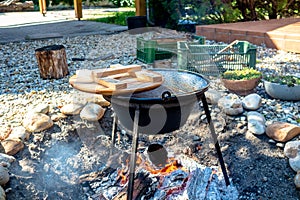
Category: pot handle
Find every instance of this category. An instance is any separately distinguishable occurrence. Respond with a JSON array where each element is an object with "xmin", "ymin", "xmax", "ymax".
[{"xmin": 161, "ymin": 91, "xmax": 172, "ymax": 102}]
